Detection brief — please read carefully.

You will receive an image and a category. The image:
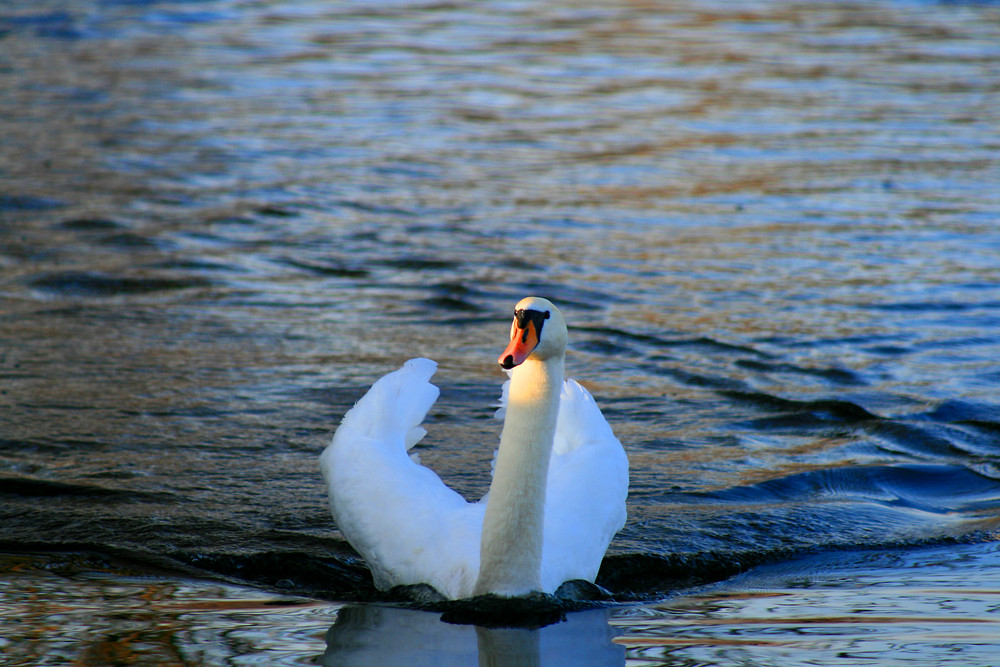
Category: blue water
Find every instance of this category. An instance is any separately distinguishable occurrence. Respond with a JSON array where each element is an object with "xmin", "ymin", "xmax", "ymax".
[{"xmin": 2, "ymin": 0, "xmax": 1000, "ymax": 664}]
